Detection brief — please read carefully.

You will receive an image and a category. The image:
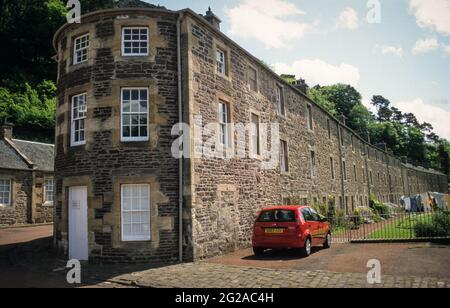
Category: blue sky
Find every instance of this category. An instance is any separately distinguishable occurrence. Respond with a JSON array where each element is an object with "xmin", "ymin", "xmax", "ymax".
[{"xmin": 149, "ymin": 0, "xmax": 450, "ymax": 140}]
